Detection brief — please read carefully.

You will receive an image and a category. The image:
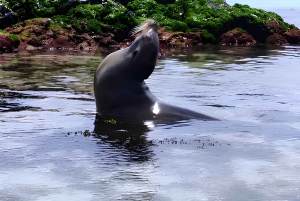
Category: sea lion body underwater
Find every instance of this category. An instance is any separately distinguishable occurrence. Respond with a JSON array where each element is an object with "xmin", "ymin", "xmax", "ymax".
[{"xmin": 94, "ymin": 19, "xmax": 218, "ymax": 124}]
